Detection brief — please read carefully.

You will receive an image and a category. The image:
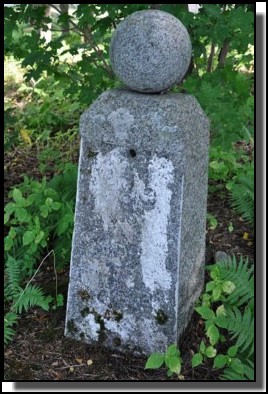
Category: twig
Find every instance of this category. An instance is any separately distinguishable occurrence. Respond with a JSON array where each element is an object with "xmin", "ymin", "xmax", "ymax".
[{"xmin": 56, "ymin": 364, "xmax": 86, "ymax": 370}]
